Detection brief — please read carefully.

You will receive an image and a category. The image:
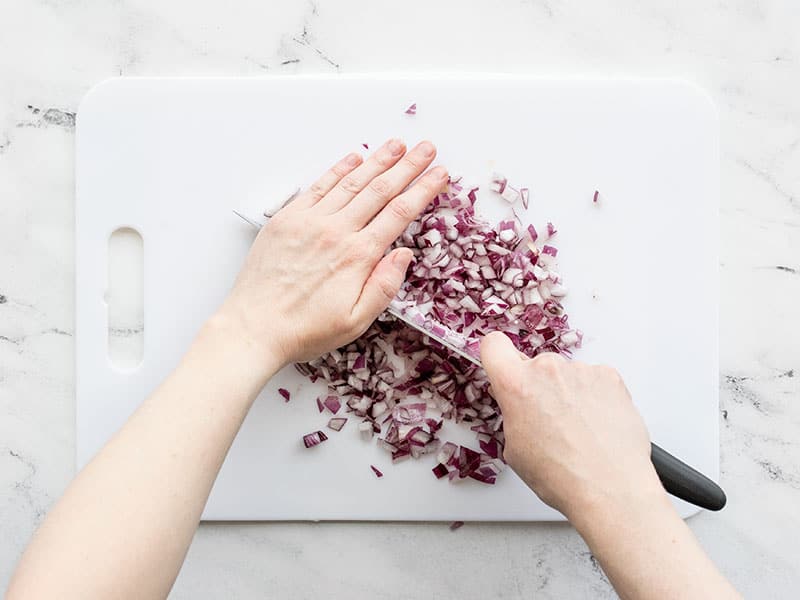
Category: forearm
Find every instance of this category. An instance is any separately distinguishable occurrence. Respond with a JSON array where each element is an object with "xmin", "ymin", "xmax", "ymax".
[
  {"xmin": 7, "ymin": 310, "xmax": 281, "ymax": 600},
  {"xmin": 570, "ymin": 484, "xmax": 741, "ymax": 600}
]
